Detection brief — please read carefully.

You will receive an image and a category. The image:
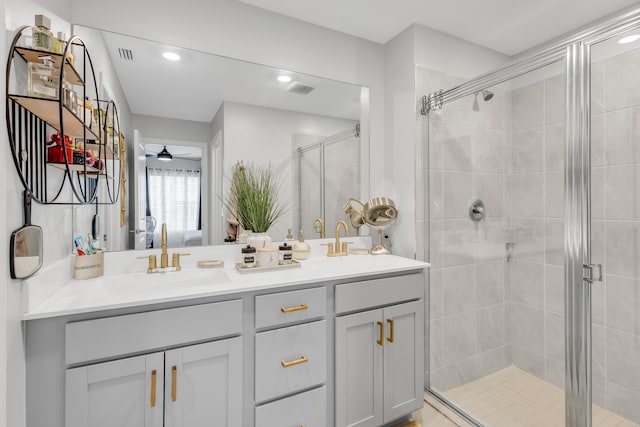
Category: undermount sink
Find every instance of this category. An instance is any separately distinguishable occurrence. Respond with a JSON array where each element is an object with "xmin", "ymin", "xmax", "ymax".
[{"xmin": 102, "ymin": 268, "xmax": 230, "ymax": 296}]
